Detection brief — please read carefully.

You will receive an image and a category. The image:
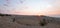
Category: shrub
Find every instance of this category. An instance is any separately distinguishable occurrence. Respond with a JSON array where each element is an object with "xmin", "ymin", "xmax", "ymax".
[
  {"xmin": 0, "ymin": 13, "xmax": 11, "ymax": 16},
  {"xmin": 39, "ymin": 19, "xmax": 47, "ymax": 26},
  {"xmin": 0, "ymin": 14, "xmax": 5, "ymax": 16}
]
